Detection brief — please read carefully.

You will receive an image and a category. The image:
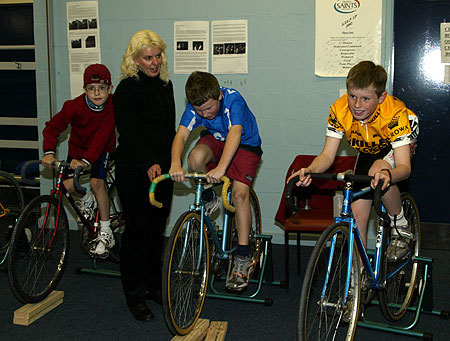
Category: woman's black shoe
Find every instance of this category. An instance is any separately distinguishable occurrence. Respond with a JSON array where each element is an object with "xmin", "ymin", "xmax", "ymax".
[
  {"xmin": 128, "ymin": 302, "xmax": 155, "ymax": 321},
  {"xmin": 146, "ymin": 289, "xmax": 163, "ymax": 305}
]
